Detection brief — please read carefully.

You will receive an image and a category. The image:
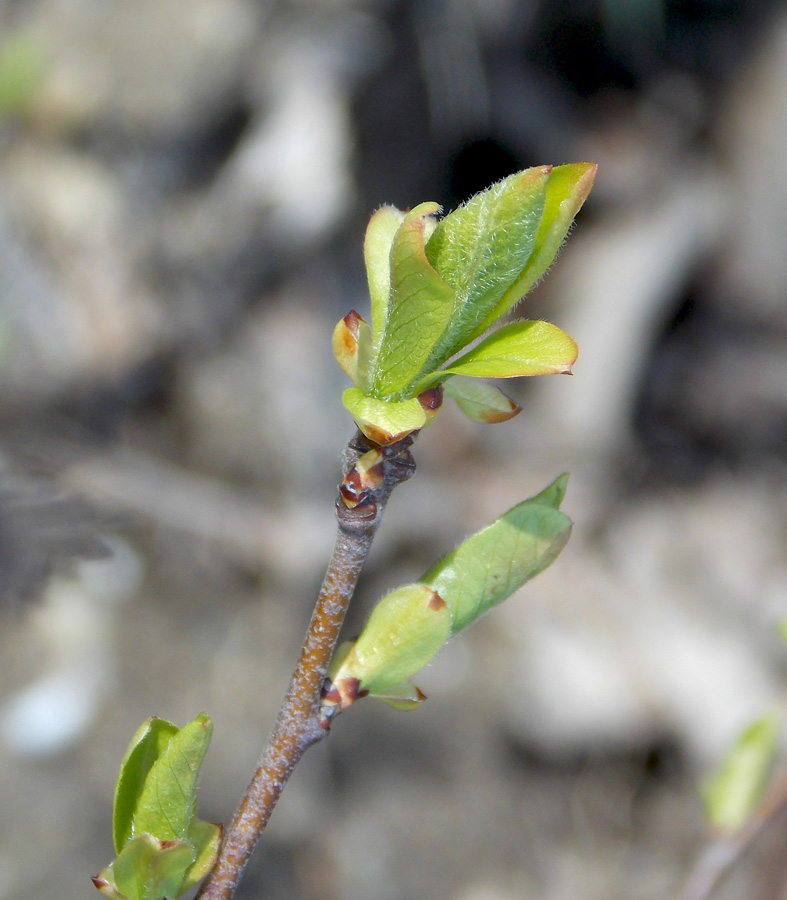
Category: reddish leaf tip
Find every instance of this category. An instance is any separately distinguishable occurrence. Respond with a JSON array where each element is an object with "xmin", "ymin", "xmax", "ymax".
[
  {"xmin": 478, "ymin": 400, "xmax": 522, "ymax": 424},
  {"xmin": 343, "ymin": 309, "xmax": 363, "ymax": 336},
  {"xmin": 427, "ymin": 590, "xmax": 447, "ymax": 612}
]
